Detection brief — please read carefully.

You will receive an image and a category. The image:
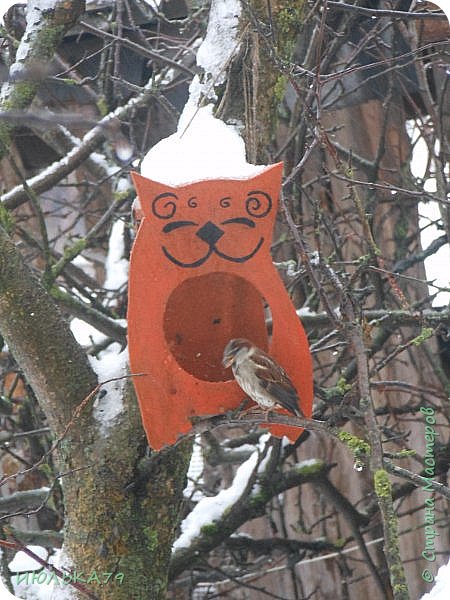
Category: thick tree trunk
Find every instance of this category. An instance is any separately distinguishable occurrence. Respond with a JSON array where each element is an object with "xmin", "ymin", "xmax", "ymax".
[
  {"xmin": 0, "ymin": 3, "xmax": 192, "ymax": 596},
  {"xmin": 0, "ymin": 223, "xmax": 192, "ymax": 598}
]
